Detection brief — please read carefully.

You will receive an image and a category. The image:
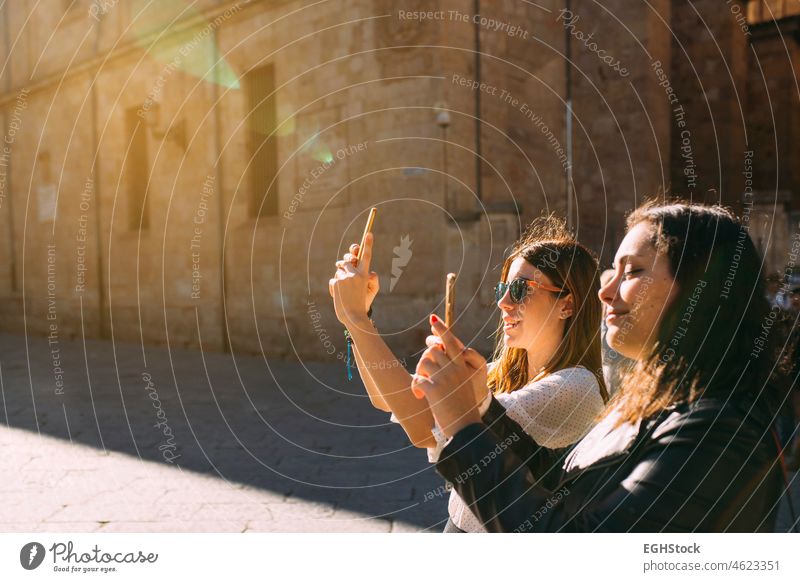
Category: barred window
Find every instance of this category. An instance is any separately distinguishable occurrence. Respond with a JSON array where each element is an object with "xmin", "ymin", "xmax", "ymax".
[
  {"xmin": 244, "ymin": 64, "xmax": 278, "ymax": 218},
  {"xmin": 125, "ymin": 107, "xmax": 149, "ymax": 231}
]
